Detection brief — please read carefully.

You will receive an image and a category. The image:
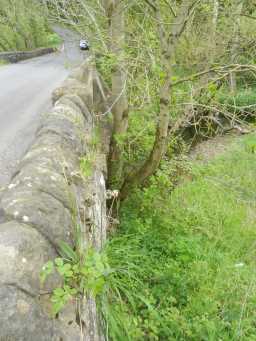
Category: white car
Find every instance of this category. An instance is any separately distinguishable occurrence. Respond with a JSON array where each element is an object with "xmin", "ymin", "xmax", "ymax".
[{"xmin": 79, "ymin": 39, "xmax": 89, "ymax": 50}]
